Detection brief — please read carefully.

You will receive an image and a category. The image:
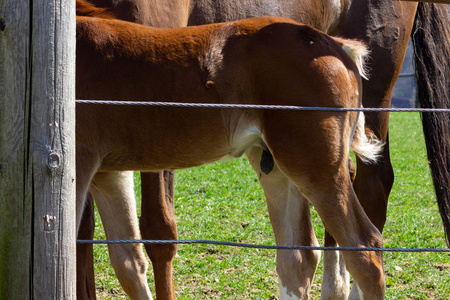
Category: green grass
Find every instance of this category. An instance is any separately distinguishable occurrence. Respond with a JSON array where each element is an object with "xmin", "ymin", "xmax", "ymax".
[{"xmin": 92, "ymin": 112, "xmax": 450, "ymax": 299}]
